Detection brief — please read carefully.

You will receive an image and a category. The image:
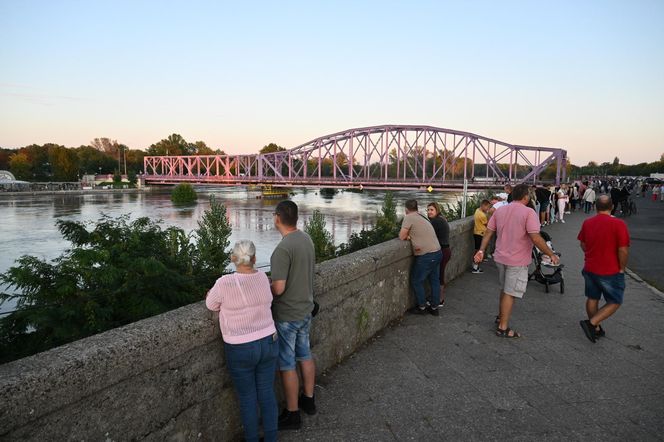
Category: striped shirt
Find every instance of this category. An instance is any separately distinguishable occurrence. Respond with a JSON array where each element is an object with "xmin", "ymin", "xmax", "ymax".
[{"xmin": 205, "ymin": 271, "xmax": 276, "ymax": 344}]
